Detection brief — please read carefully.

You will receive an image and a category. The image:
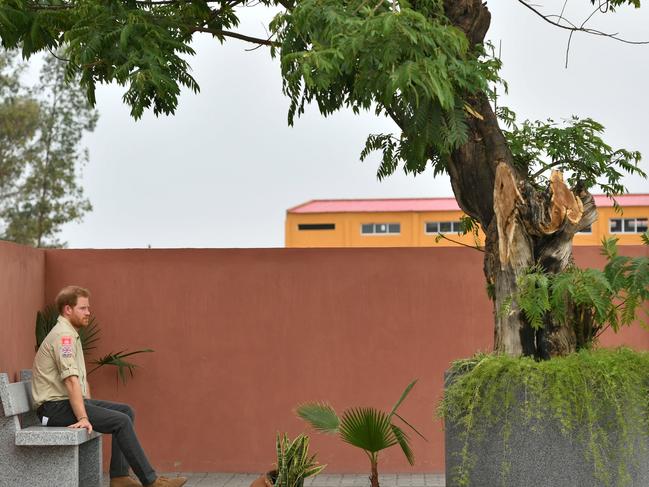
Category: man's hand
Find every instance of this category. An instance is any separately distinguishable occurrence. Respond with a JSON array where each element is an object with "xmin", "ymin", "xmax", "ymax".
[
  {"xmin": 62, "ymin": 375, "xmax": 91, "ymax": 434},
  {"xmin": 68, "ymin": 417, "xmax": 93, "ymax": 434}
]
